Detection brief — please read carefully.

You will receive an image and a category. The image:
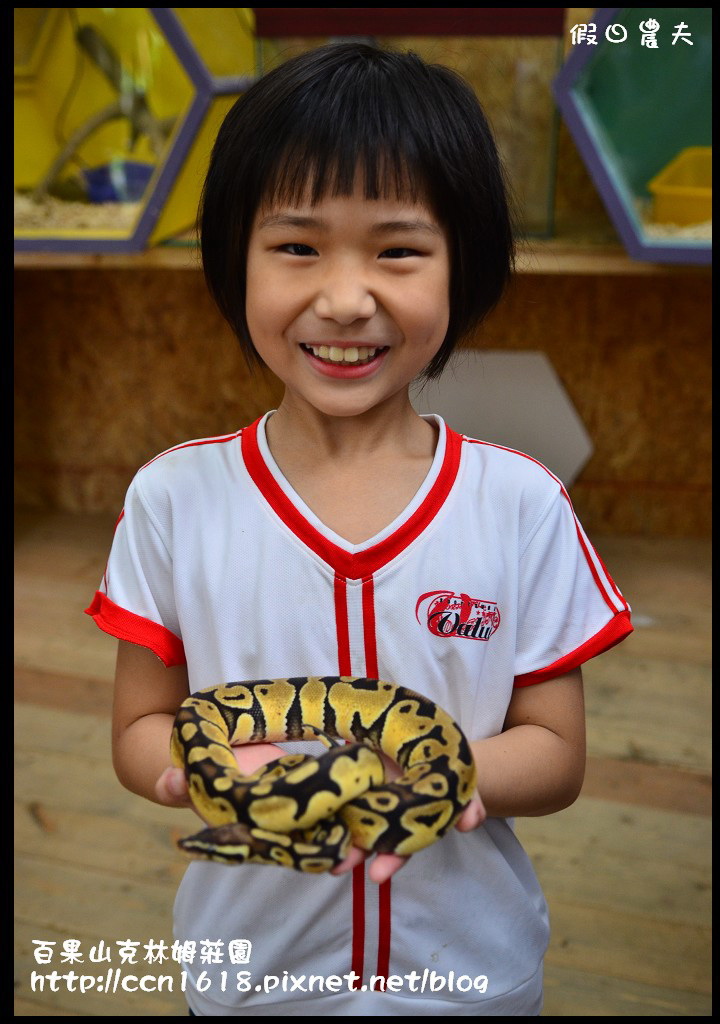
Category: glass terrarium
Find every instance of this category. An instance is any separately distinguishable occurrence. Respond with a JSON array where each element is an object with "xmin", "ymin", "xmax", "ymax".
[
  {"xmin": 553, "ymin": 7, "xmax": 712, "ymax": 265},
  {"xmin": 14, "ymin": 8, "xmax": 257, "ymax": 252}
]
